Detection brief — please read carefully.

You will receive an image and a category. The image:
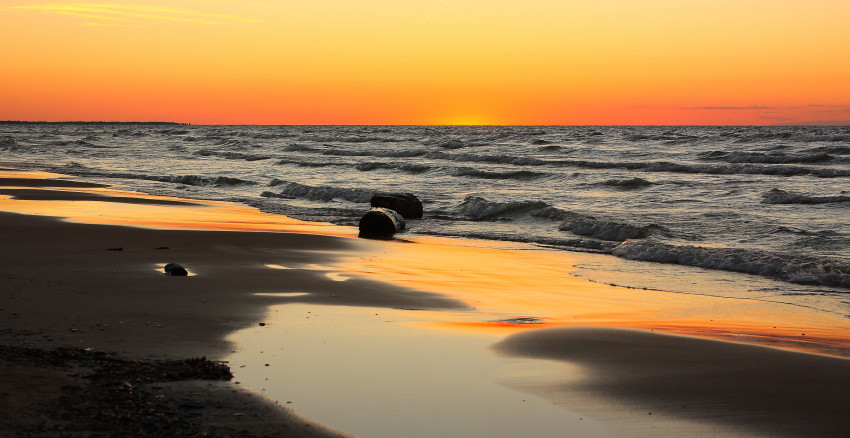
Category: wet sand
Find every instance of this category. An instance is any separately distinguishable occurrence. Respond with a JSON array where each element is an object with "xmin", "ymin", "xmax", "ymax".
[
  {"xmin": 494, "ymin": 327, "xmax": 850, "ymax": 437},
  {"xmin": 0, "ymin": 171, "xmax": 453, "ymax": 436},
  {"xmin": 3, "ymin": 169, "xmax": 850, "ymax": 437}
]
